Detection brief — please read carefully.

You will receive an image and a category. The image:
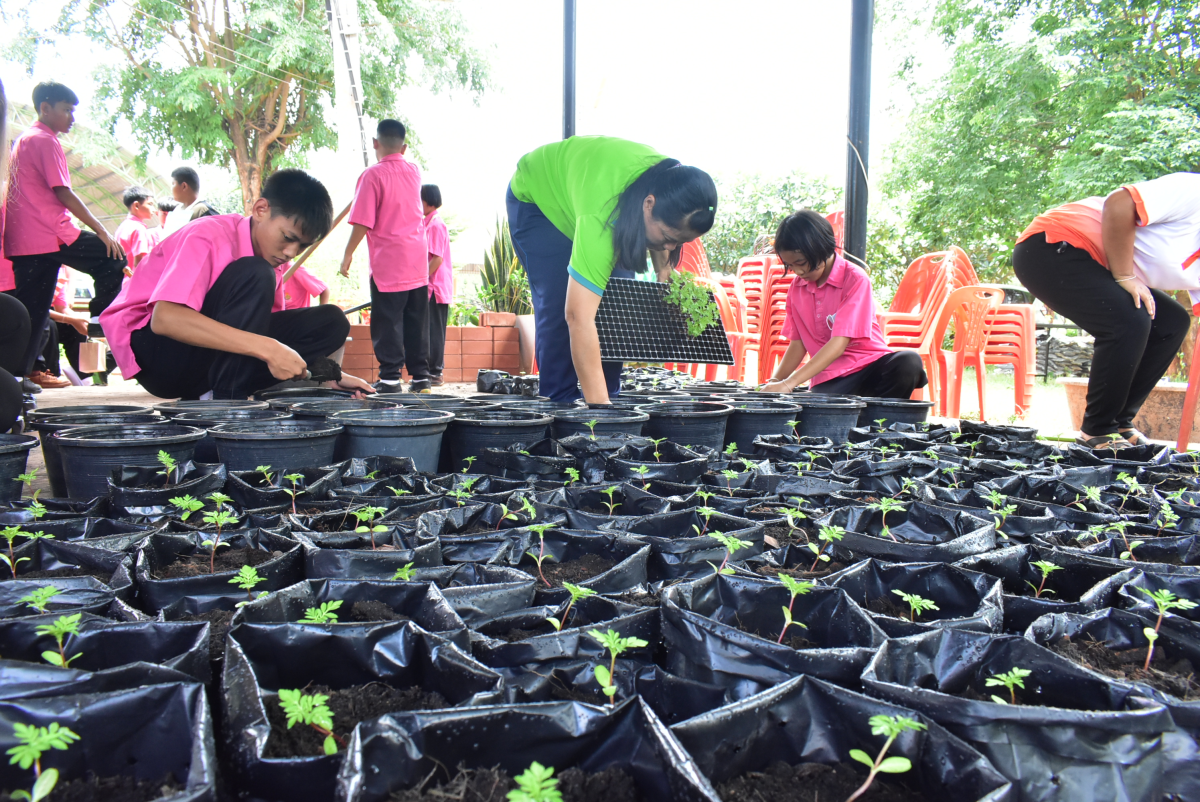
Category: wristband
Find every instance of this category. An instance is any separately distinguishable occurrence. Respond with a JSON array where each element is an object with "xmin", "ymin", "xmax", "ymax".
[{"xmin": 1114, "ymin": 276, "xmax": 1137, "ymax": 283}]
